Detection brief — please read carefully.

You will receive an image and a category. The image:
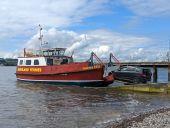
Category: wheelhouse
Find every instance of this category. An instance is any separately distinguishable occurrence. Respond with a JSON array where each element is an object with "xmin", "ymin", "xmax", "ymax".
[{"xmin": 18, "ymin": 48, "xmax": 73, "ymax": 66}]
